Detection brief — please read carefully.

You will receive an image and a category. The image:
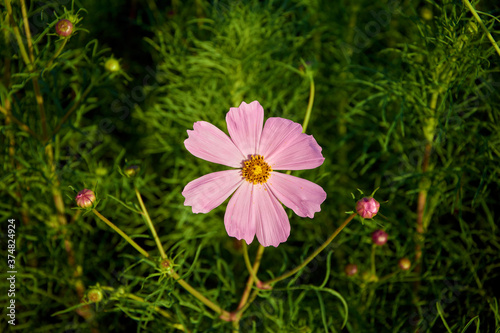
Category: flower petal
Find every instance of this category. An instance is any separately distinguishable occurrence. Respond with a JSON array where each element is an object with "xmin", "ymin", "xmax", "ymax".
[
  {"xmin": 224, "ymin": 182, "xmax": 290, "ymax": 247},
  {"xmin": 185, "ymin": 121, "xmax": 244, "ymax": 168},
  {"xmin": 182, "ymin": 170, "xmax": 243, "ymax": 214},
  {"xmin": 259, "ymin": 117, "xmax": 325, "ymax": 170},
  {"xmin": 267, "ymin": 172, "xmax": 326, "ymax": 218},
  {"xmin": 255, "ymin": 184, "xmax": 290, "ymax": 247},
  {"xmin": 224, "ymin": 181, "xmax": 257, "ymax": 245},
  {"xmin": 226, "ymin": 101, "xmax": 264, "ymax": 157}
]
